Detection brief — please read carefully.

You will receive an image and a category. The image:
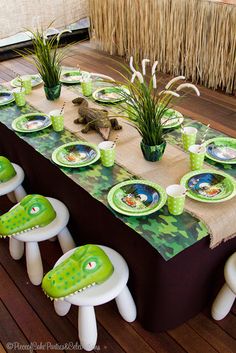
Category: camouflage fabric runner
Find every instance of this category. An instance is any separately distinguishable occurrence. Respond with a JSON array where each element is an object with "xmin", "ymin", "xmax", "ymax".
[{"xmin": 0, "ymin": 92, "xmax": 208, "ymax": 261}]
